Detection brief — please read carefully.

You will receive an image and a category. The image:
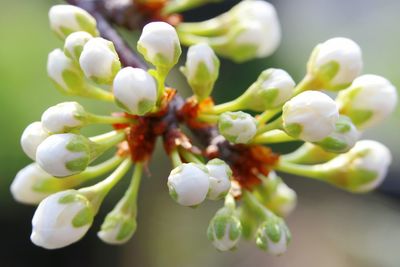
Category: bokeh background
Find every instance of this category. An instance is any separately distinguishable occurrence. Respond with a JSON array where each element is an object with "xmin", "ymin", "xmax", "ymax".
[{"xmin": 0, "ymin": 0, "xmax": 399, "ymax": 266}]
